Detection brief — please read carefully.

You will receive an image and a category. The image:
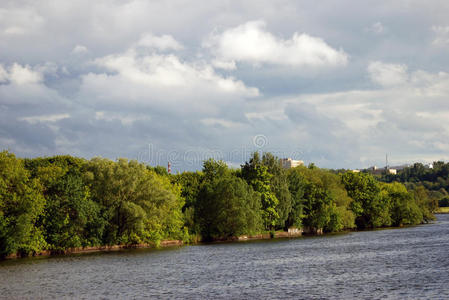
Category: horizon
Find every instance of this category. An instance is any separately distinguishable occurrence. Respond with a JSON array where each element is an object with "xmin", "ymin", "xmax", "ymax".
[{"xmin": 2, "ymin": 147, "xmax": 443, "ymax": 173}]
